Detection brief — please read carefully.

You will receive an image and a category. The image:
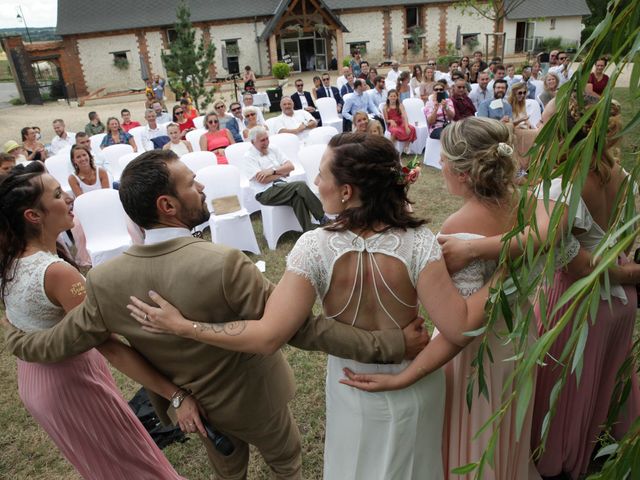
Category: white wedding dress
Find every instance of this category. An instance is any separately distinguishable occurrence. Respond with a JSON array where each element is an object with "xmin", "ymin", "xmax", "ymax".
[{"xmin": 287, "ymin": 225, "xmax": 445, "ymax": 480}]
